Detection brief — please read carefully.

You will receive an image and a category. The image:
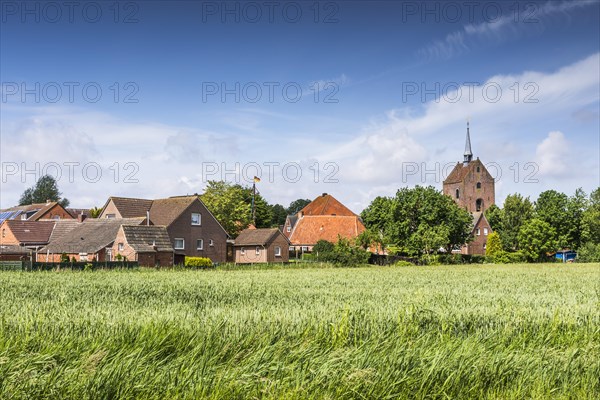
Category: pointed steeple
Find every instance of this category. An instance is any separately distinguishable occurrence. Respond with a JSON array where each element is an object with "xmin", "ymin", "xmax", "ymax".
[{"xmin": 463, "ymin": 121, "xmax": 473, "ymax": 164}]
